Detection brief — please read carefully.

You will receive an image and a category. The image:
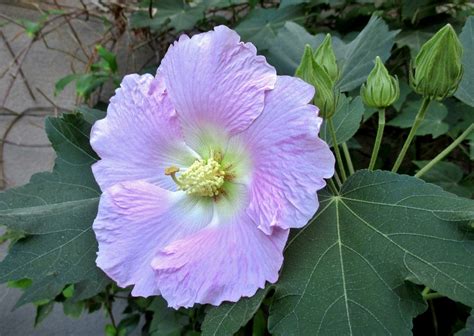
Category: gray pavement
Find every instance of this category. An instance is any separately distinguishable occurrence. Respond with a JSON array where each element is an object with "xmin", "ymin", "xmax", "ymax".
[{"xmin": 0, "ymin": 1, "xmax": 151, "ymax": 335}]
